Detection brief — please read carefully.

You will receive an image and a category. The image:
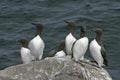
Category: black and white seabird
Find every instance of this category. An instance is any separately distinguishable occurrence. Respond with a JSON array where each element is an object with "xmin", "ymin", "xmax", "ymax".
[
  {"xmin": 89, "ymin": 28, "xmax": 108, "ymax": 67},
  {"xmin": 28, "ymin": 23, "xmax": 45, "ymax": 61},
  {"xmin": 72, "ymin": 26, "xmax": 89, "ymax": 61},
  {"xmin": 54, "ymin": 40, "xmax": 66, "ymax": 57},
  {"xmin": 48, "ymin": 40, "xmax": 66, "ymax": 58},
  {"xmin": 64, "ymin": 21, "xmax": 76, "ymax": 56},
  {"xmin": 18, "ymin": 38, "xmax": 34, "ymax": 64}
]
